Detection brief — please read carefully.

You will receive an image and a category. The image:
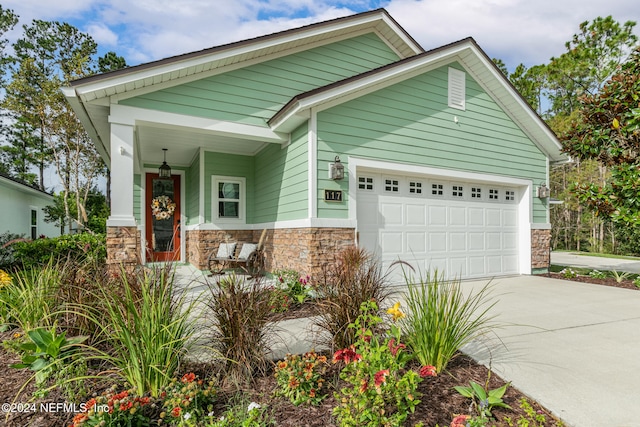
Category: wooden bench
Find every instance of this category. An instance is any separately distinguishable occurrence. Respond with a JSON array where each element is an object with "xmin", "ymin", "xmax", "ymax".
[{"xmin": 208, "ymin": 232, "xmax": 266, "ymax": 276}]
